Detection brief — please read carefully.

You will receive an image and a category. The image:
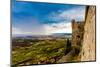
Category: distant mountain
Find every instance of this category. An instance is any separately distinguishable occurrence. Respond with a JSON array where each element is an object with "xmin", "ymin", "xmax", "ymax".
[
  {"xmin": 52, "ymin": 33, "xmax": 71, "ymax": 36},
  {"xmin": 12, "ymin": 34, "xmax": 32, "ymax": 38},
  {"xmin": 51, "ymin": 33, "xmax": 72, "ymax": 38},
  {"xmin": 12, "ymin": 33, "xmax": 72, "ymax": 39}
]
